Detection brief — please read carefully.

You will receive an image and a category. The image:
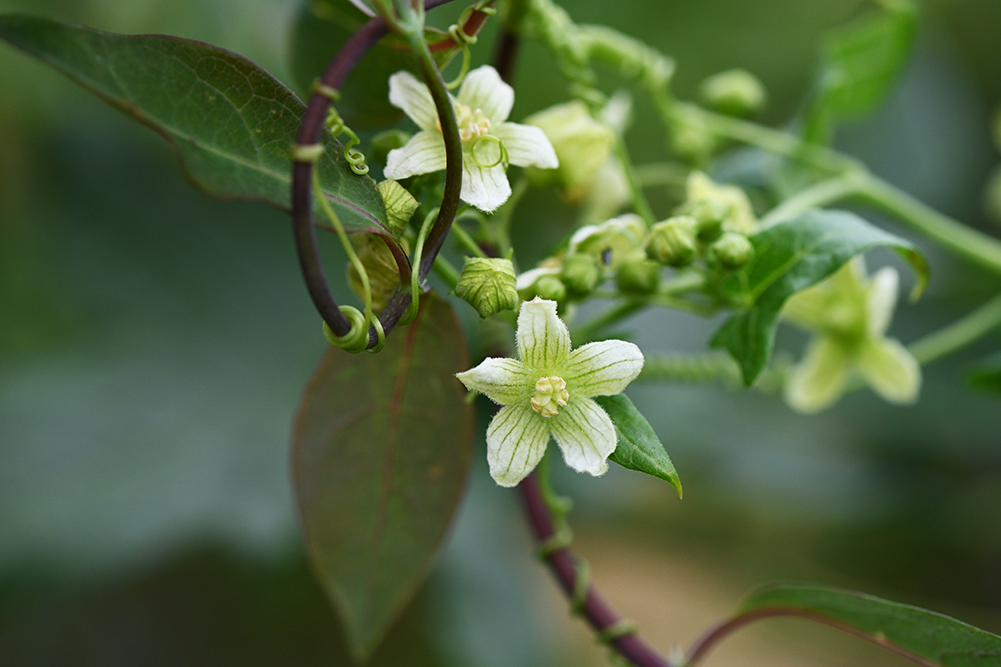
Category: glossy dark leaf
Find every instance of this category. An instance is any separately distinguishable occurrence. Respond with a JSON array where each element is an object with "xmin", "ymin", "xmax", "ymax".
[
  {"xmin": 596, "ymin": 394, "xmax": 682, "ymax": 498},
  {"xmin": 711, "ymin": 209, "xmax": 927, "ymax": 385},
  {"xmin": 714, "ymin": 583, "xmax": 1001, "ymax": 667},
  {"xmin": 804, "ymin": 0, "xmax": 918, "ymax": 143},
  {"xmin": 292, "ymin": 293, "xmax": 473, "ymax": 660},
  {"xmin": 0, "ymin": 14, "xmax": 388, "ymax": 233}
]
